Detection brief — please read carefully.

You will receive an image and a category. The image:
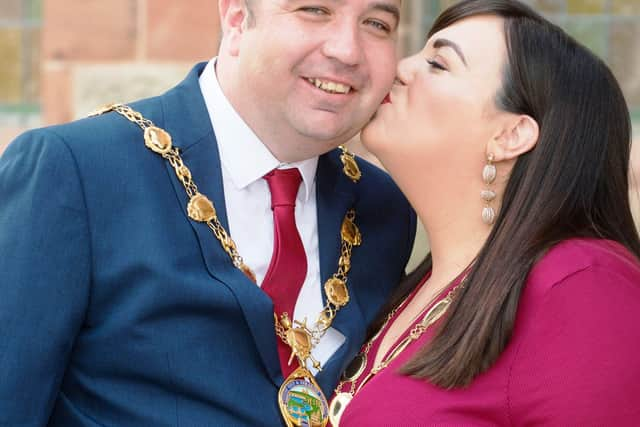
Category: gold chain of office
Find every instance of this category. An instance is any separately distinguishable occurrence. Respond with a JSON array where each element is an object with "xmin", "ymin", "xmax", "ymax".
[{"xmin": 88, "ymin": 103, "xmax": 364, "ymax": 375}]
